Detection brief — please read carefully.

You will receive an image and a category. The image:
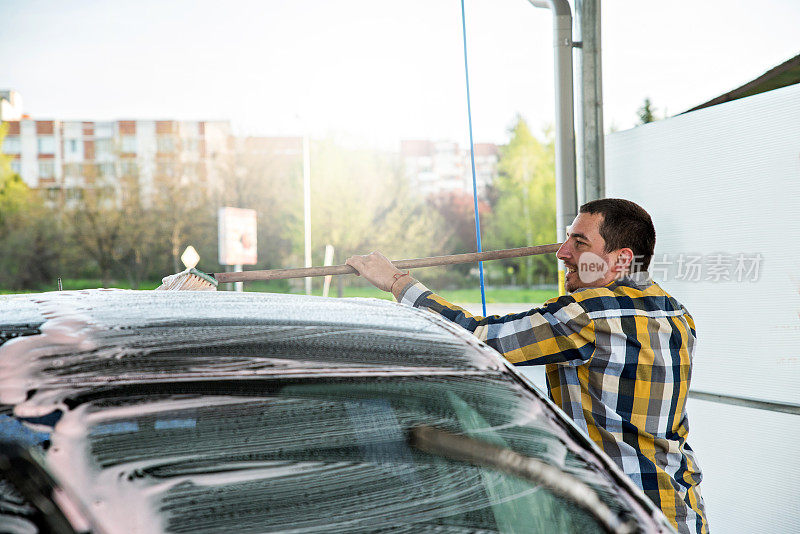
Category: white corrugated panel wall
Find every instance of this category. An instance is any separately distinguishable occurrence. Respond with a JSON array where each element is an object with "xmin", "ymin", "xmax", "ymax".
[{"xmin": 605, "ymin": 83, "xmax": 800, "ymax": 533}]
